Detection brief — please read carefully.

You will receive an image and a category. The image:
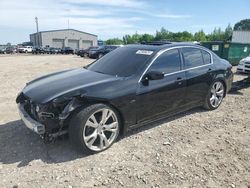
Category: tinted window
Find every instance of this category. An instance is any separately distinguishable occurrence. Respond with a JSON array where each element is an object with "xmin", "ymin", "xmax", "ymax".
[
  {"xmin": 213, "ymin": 53, "xmax": 222, "ymax": 64},
  {"xmin": 87, "ymin": 47, "xmax": 154, "ymax": 77},
  {"xmin": 202, "ymin": 50, "xmax": 211, "ymax": 64},
  {"xmin": 149, "ymin": 49, "xmax": 181, "ymax": 74},
  {"xmin": 182, "ymin": 48, "xmax": 203, "ymax": 69}
]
